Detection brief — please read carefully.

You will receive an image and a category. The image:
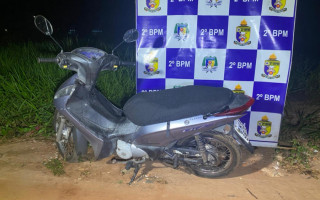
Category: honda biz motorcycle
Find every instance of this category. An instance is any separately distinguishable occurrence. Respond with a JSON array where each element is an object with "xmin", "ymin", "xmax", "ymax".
[{"xmin": 34, "ymin": 15, "xmax": 255, "ymax": 184}]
